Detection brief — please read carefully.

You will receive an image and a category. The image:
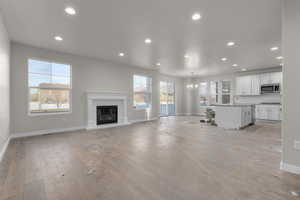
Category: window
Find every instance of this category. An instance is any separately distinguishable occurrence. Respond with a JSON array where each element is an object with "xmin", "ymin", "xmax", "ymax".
[
  {"xmin": 199, "ymin": 82, "xmax": 208, "ymax": 105},
  {"xmin": 133, "ymin": 75, "xmax": 152, "ymax": 109},
  {"xmin": 28, "ymin": 59, "xmax": 71, "ymax": 114},
  {"xmin": 221, "ymin": 80, "xmax": 231, "ymax": 104},
  {"xmin": 160, "ymin": 81, "xmax": 175, "ymax": 116},
  {"xmin": 210, "ymin": 81, "xmax": 218, "ymax": 104}
]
